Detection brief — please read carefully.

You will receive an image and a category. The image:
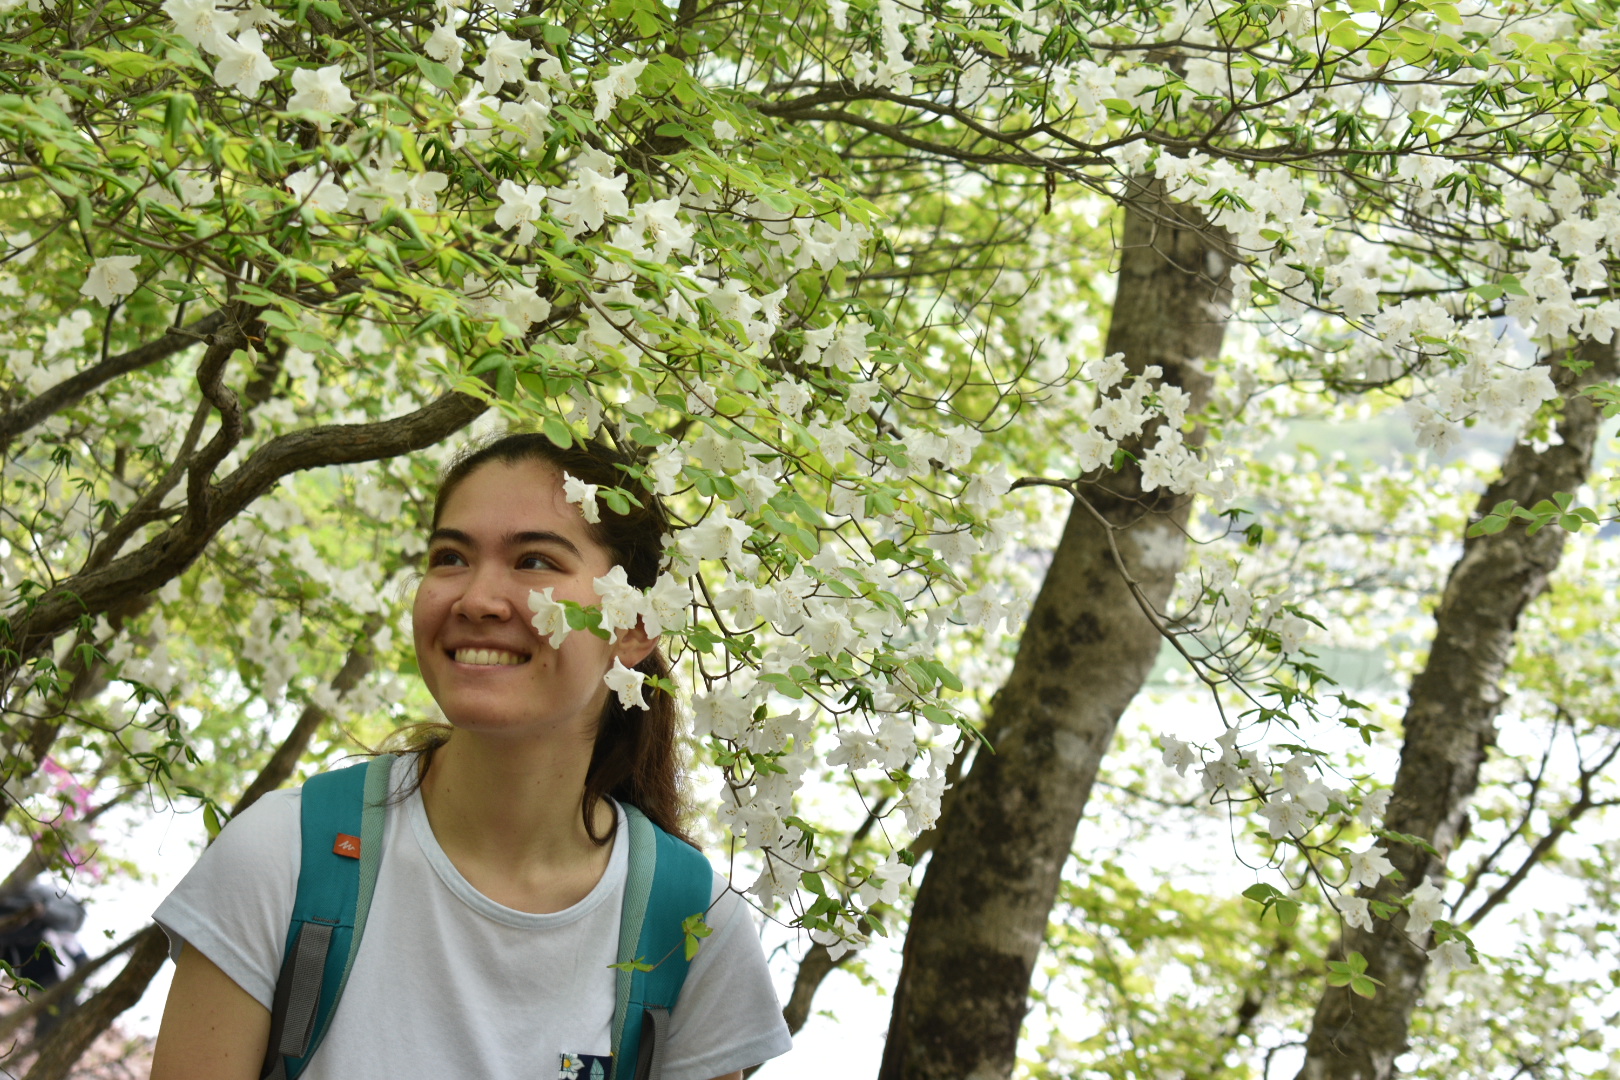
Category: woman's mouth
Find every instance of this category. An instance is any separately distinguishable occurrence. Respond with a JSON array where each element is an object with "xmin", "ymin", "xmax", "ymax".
[{"xmin": 450, "ymin": 648, "xmax": 532, "ymax": 666}]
